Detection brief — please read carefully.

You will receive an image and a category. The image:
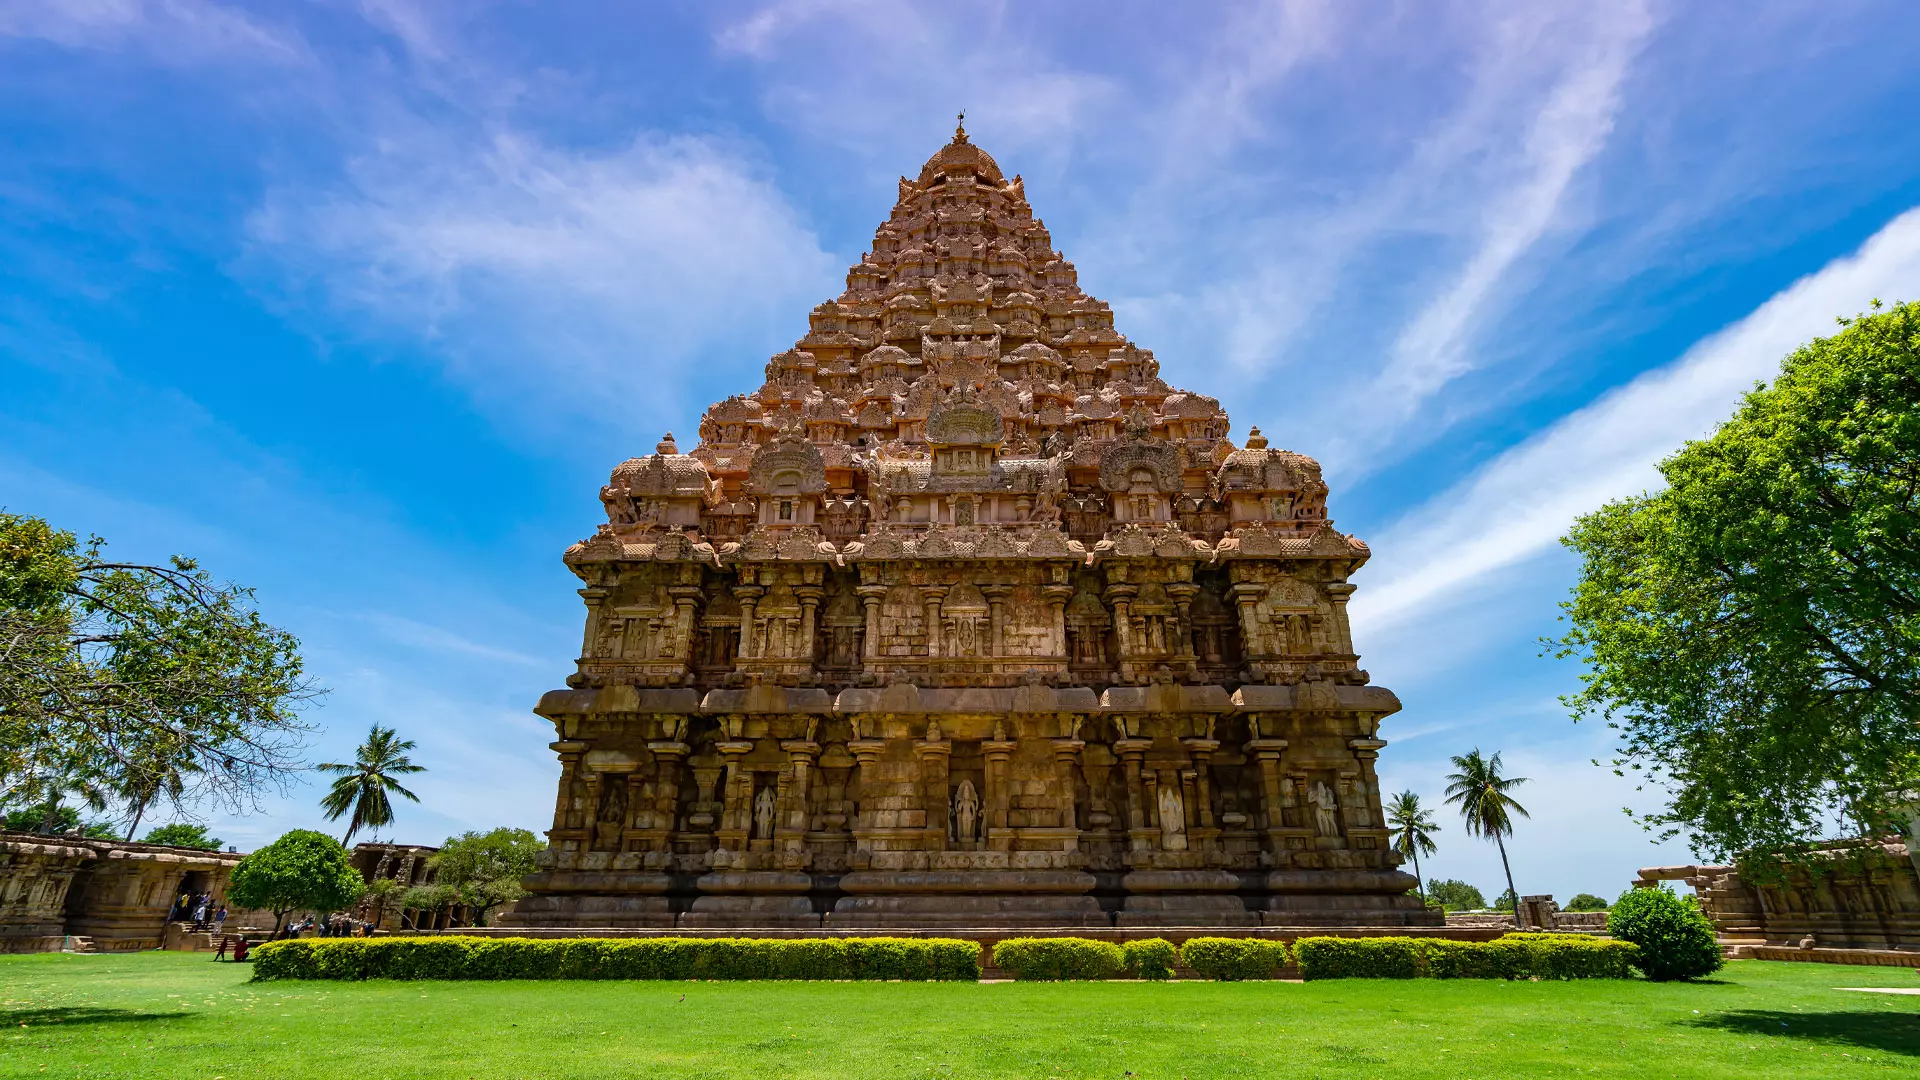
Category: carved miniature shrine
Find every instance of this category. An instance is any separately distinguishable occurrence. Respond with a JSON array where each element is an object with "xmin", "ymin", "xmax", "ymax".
[{"xmin": 504, "ymin": 122, "xmax": 1437, "ymax": 930}]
